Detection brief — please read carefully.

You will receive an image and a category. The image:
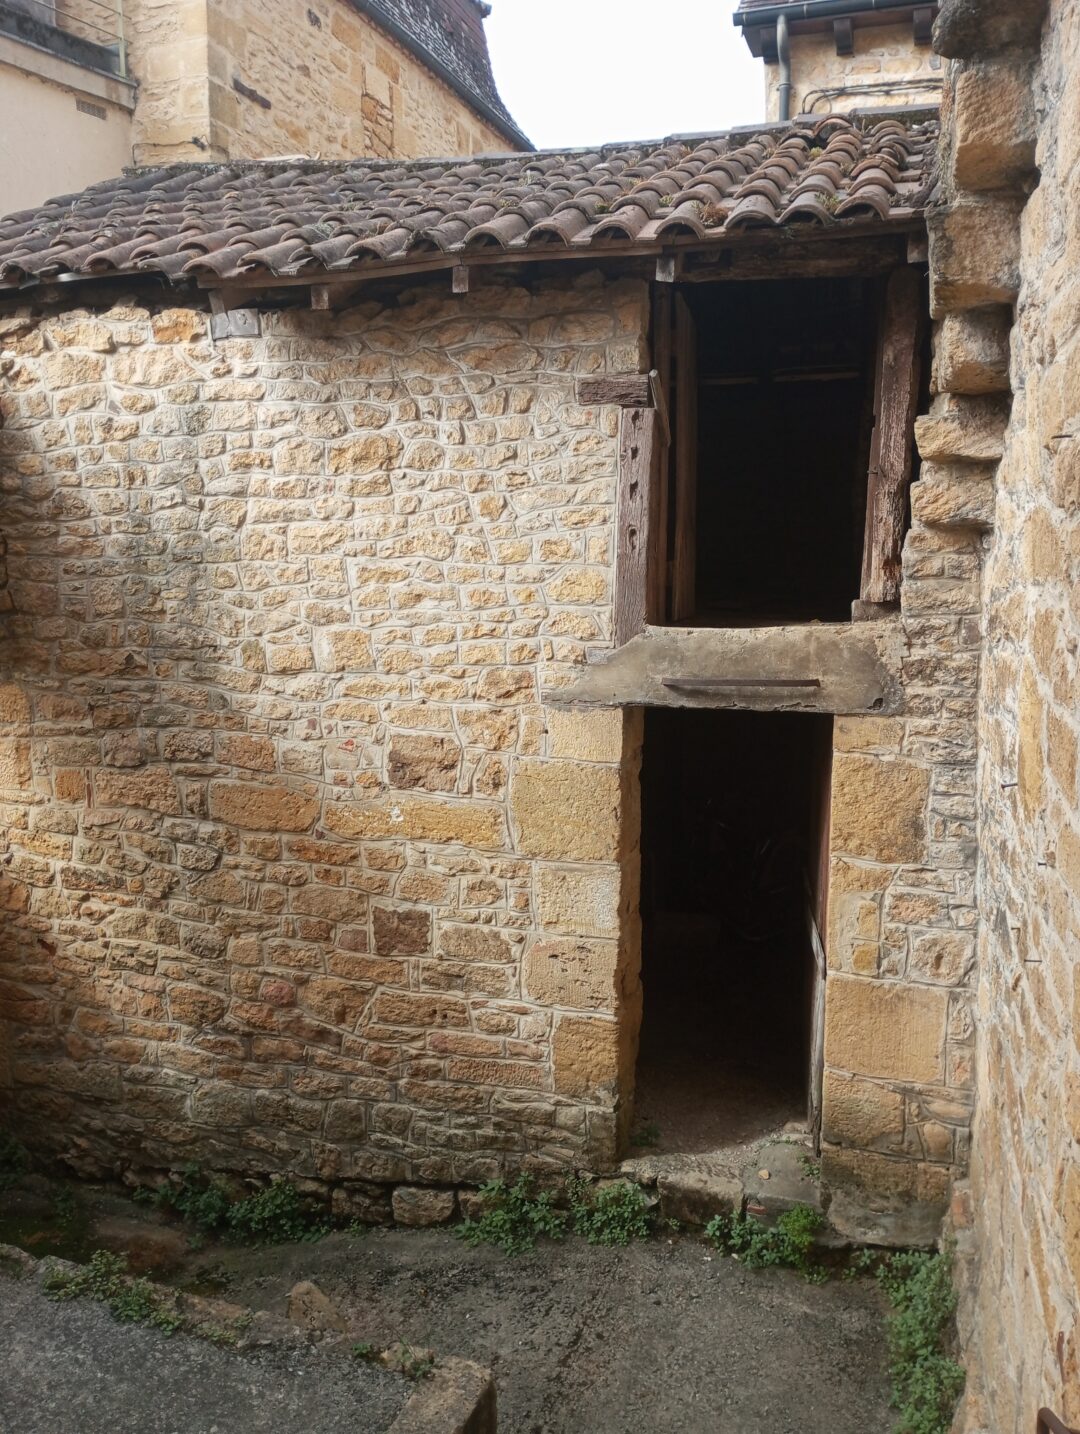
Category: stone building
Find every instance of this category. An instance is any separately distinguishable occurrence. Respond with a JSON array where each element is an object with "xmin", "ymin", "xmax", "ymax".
[
  {"xmin": 0, "ymin": 0, "xmax": 1078, "ymax": 1427},
  {"xmin": 0, "ymin": 0, "xmax": 526, "ymax": 212}
]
